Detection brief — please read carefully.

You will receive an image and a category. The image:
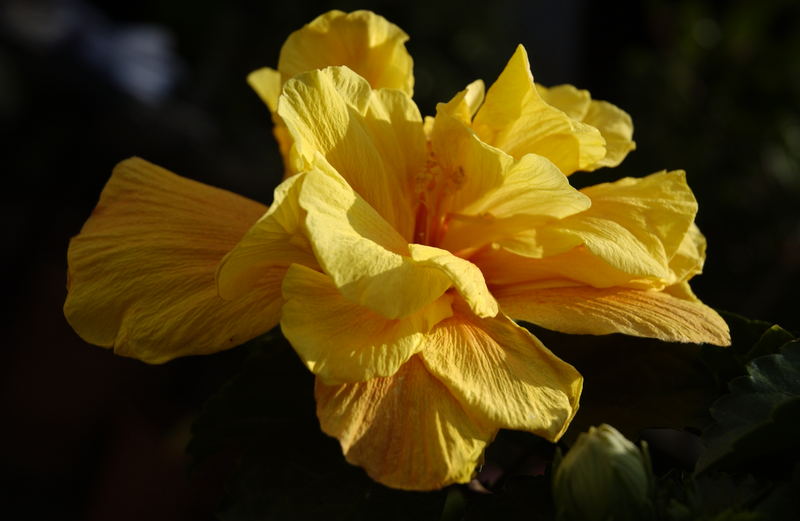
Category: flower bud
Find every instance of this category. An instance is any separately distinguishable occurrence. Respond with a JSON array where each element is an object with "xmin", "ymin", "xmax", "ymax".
[{"xmin": 552, "ymin": 424, "xmax": 653, "ymax": 521}]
